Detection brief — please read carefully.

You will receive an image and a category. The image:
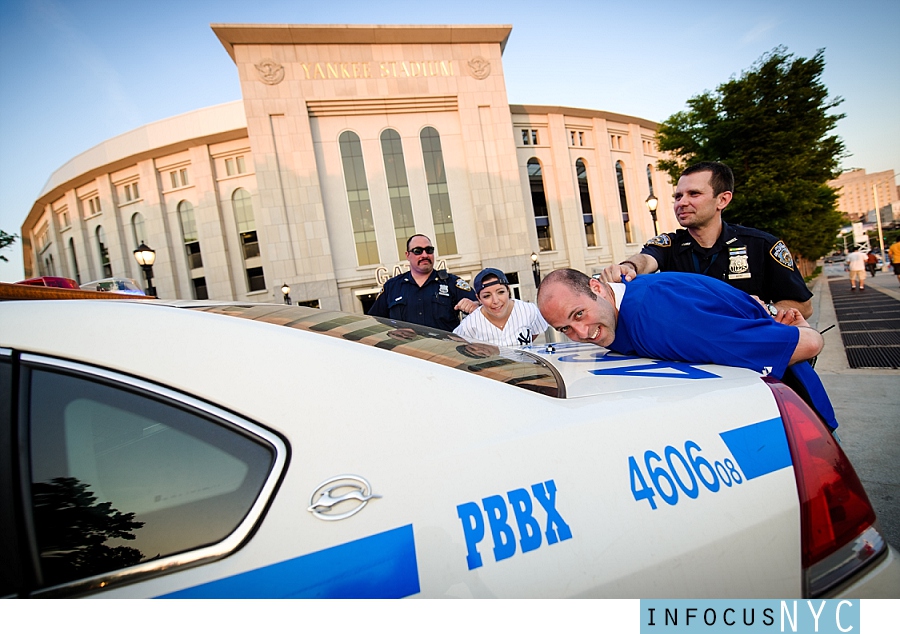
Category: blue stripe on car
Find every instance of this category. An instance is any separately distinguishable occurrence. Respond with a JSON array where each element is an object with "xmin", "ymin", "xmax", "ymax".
[
  {"xmin": 157, "ymin": 524, "xmax": 420, "ymax": 599},
  {"xmin": 719, "ymin": 417, "xmax": 792, "ymax": 480}
]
